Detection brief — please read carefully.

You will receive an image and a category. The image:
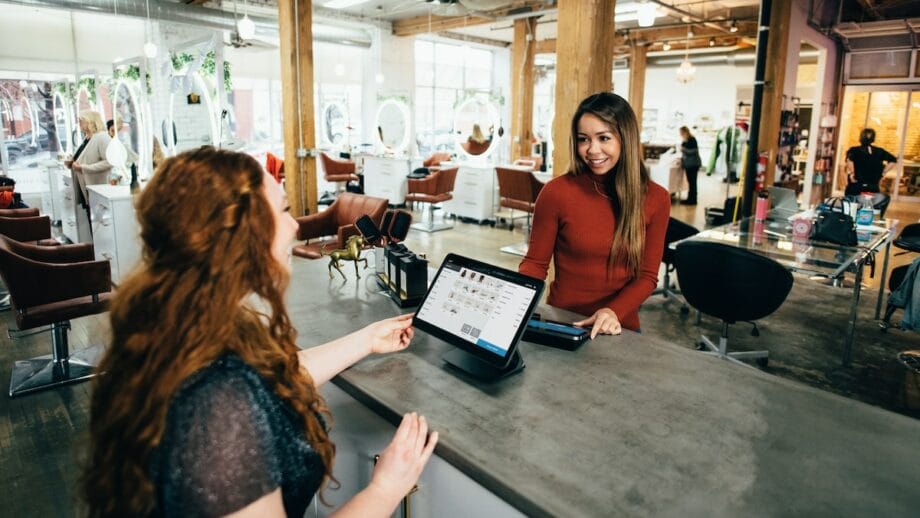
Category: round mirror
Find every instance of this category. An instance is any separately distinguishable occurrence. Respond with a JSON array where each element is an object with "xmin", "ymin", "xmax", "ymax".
[
  {"xmin": 454, "ymin": 97, "xmax": 499, "ymax": 159},
  {"xmin": 167, "ymin": 73, "xmax": 217, "ymax": 155},
  {"xmin": 322, "ymin": 101, "xmax": 348, "ymax": 146},
  {"xmin": 52, "ymin": 92, "xmax": 72, "ymax": 155},
  {"xmin": 375, "ymin": 99, "xmax": 410, "ymax": 155},
  {"xmin": 113, "ymin": 80, "xmax": 147, "ymax": 174}
]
